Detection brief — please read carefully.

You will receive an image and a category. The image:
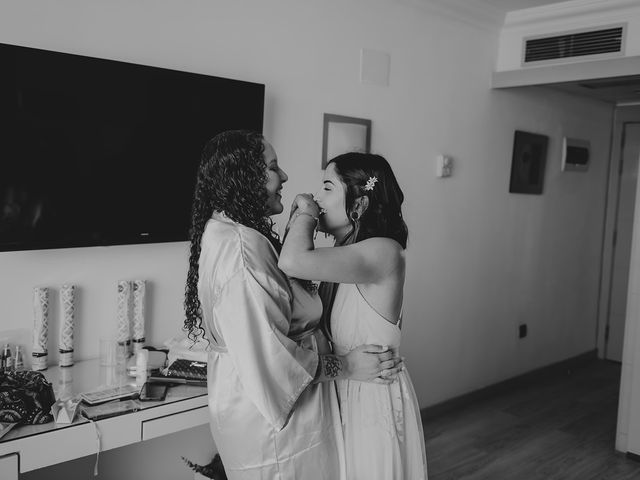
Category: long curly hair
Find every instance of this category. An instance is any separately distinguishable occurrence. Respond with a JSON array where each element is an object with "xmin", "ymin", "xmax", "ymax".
[{"xmin": 183, "ymin": 130, "xmax": 281, "ymax": 343}]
